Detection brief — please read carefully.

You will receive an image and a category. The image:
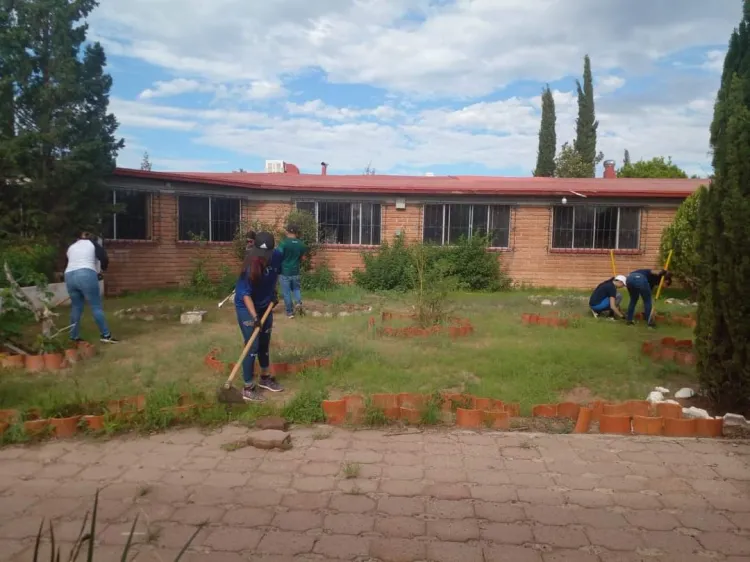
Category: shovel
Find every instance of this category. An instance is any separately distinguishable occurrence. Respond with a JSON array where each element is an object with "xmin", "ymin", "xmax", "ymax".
[{"xmin": 216, "ymin": 306, "xmax": 274, "ymax": 404}]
